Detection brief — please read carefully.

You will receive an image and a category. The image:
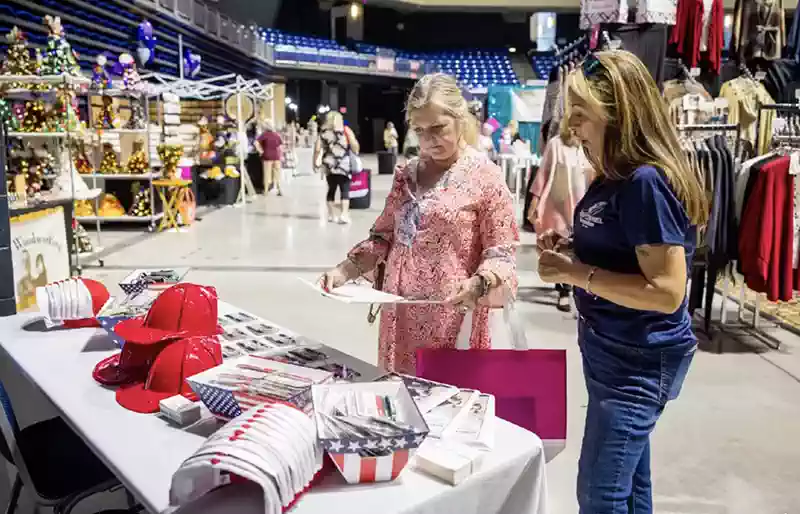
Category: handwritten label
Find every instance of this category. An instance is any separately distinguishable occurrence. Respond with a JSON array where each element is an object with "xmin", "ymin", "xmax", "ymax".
[
  {"xmin": 755, "ymin": 71, "xmax": 766, "ymax": 81},
  {"xmin": 689, "ymin": 67, "xmax": 701, "ymax": 77}
]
